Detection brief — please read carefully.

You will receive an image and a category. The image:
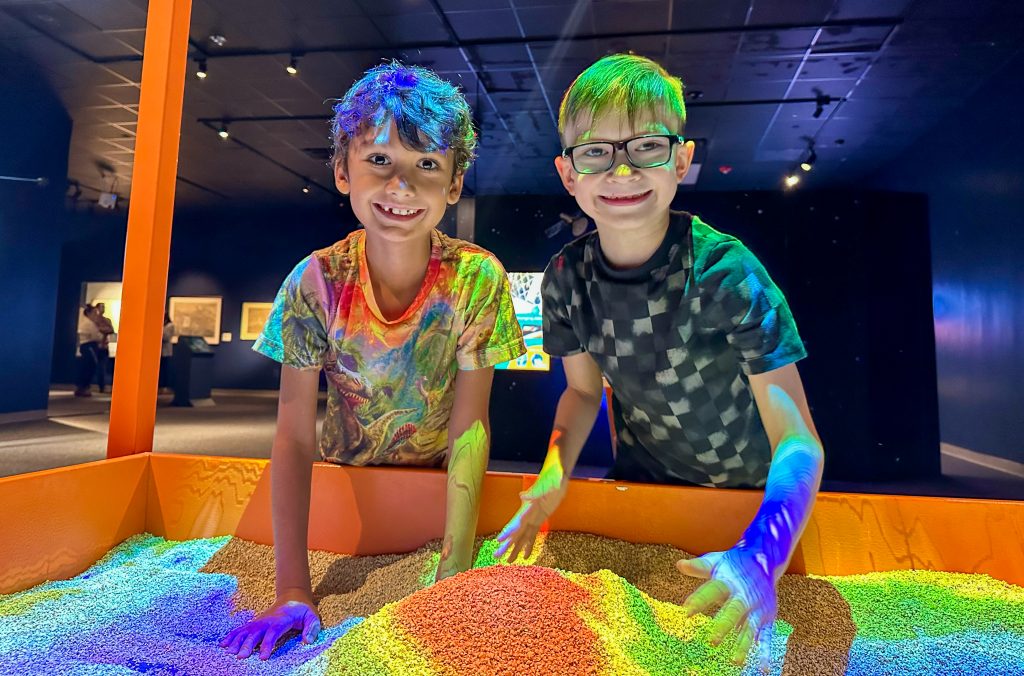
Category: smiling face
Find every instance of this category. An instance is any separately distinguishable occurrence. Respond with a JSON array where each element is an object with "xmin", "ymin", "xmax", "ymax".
[
  {"xmin": 334, "ymin": 119, "xmax": 464, "ymax": 244},
  {"xmin": 555, "ymin": 111, "xmax": 694, "ymax": 235}
]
